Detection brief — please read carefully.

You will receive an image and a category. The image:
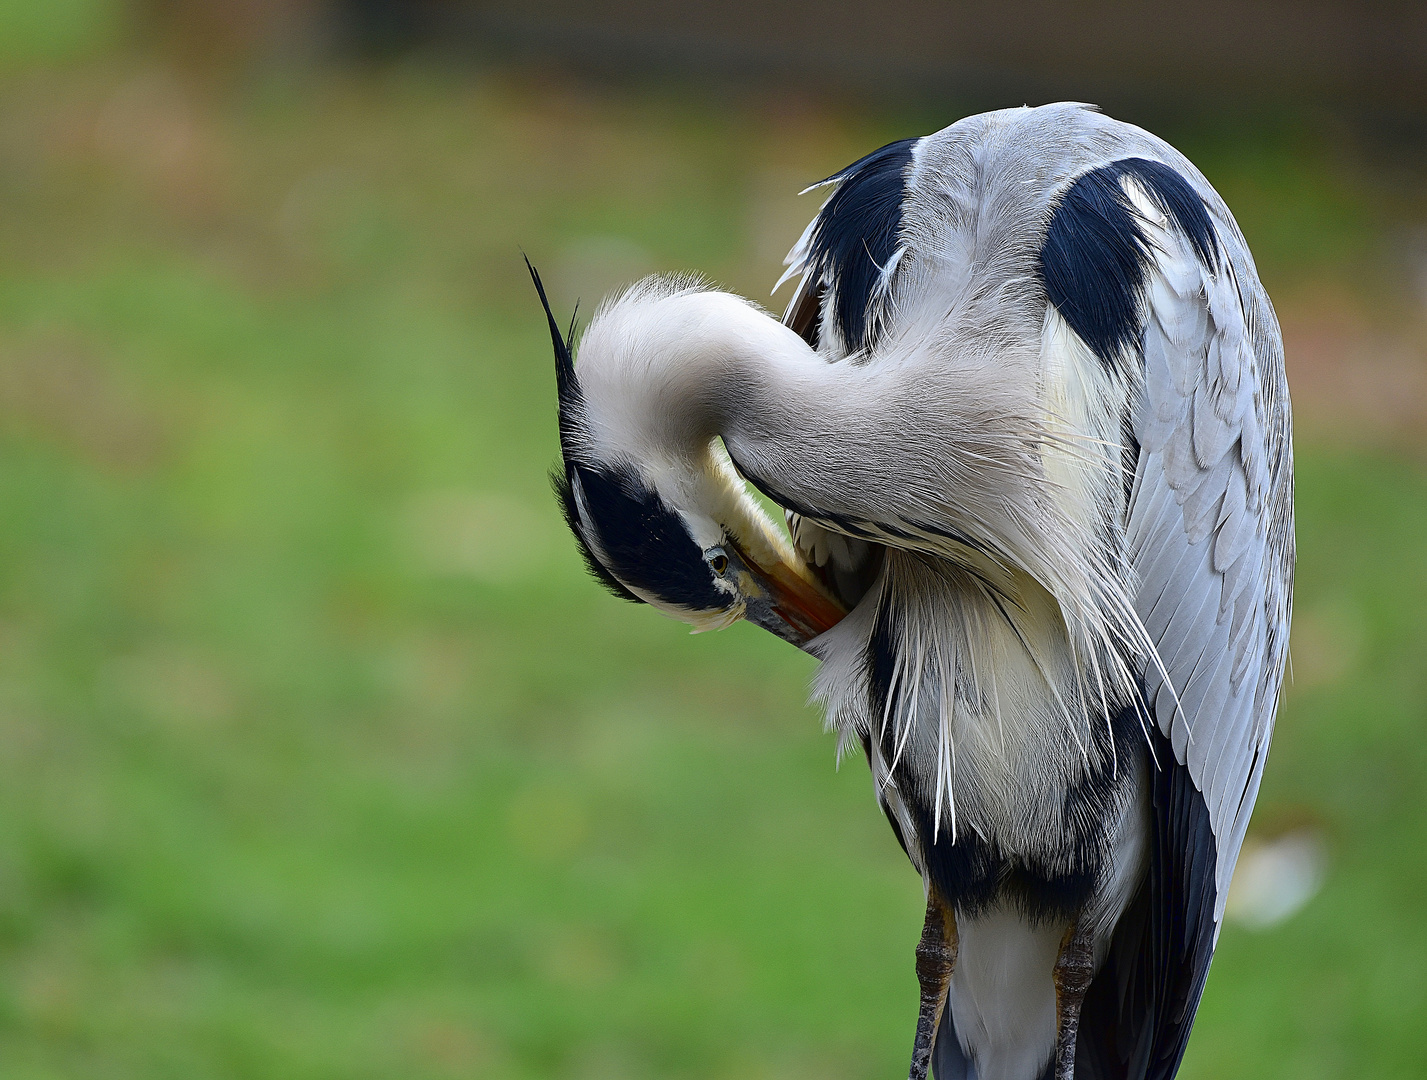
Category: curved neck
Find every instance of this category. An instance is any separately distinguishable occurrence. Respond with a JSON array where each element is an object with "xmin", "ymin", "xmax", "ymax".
[
  {"xmin": 572, "ymin": 284, "xmax": 1051, "ymax": 593},
  {"xmin": 570, "ymin": 286, "xmax": 871, "ymax": 584},
  {"xmin": 575, "ymin": 288, "xmax": 845, "ymax": 470},
  {"xmin": 571, "ymin": 283, "xmax": 1148, "ymax": 735}
]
